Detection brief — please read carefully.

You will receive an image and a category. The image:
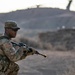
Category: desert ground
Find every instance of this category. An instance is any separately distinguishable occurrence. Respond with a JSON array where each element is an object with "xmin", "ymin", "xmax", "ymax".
[{"xmin": 17, "ymin": 50, "xmax": 75, "ymax": 75}]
